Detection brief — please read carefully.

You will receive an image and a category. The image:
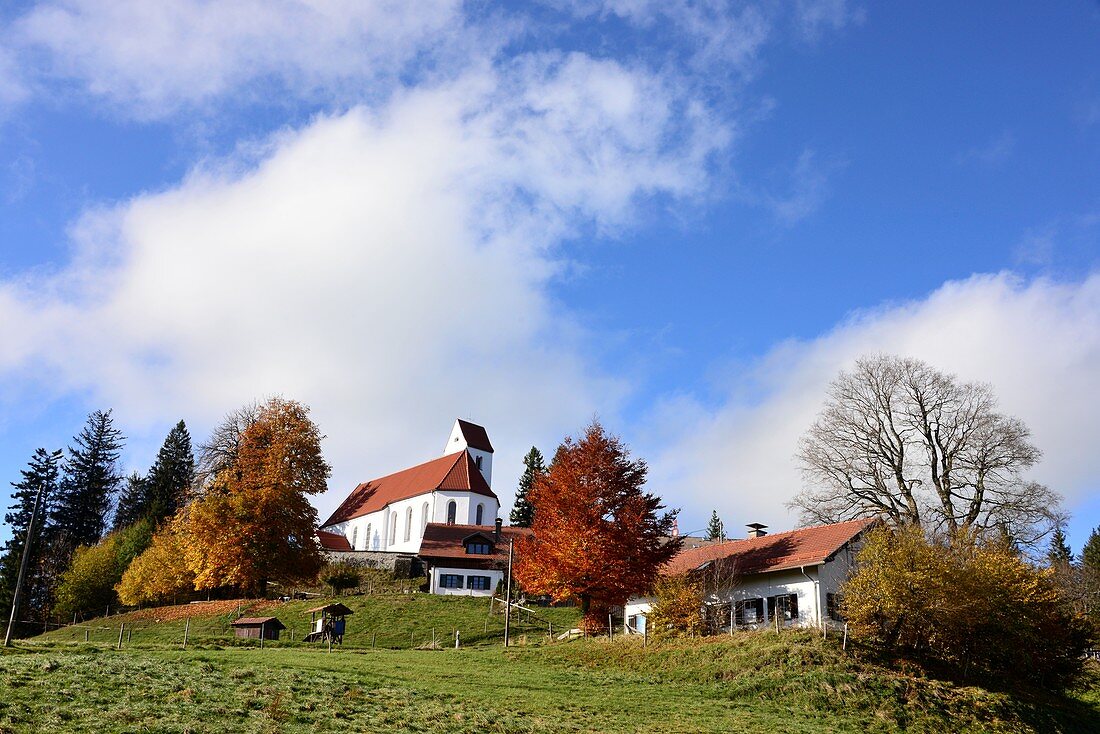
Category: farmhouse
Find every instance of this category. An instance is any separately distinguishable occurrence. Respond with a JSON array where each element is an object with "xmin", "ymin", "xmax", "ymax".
[
  {"xmin": 419, "ymin": 520, "xmax": 532, "ymax": 596},
  {"xmin": 625, "ymin": 517, "xmax": 877, "ymax": 634},
  {"xmin": 318, "ymin": 419, "xmax": 500, "ymax": 555}
]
